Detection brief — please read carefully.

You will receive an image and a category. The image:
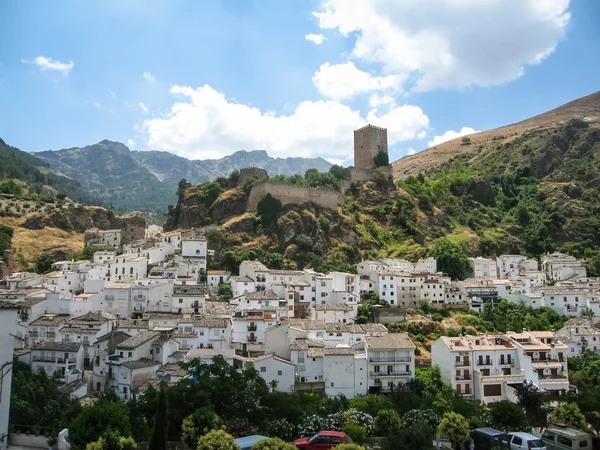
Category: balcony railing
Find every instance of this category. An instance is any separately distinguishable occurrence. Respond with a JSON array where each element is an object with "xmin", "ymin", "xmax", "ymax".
[
  {"xmin": 29, "ymin": 331, "xmax": 39, "ymax": 337},
  {"xmin": 247, "ymin": 325, "xmax": 258, "ymax": 331},
  {"xmin": 455, "ymin": 361, "xmax": 470, "ymax": 367},
  {"xmin": 370, "ymin": 356, "xmax": 412, "ymax": 363},
  {"xmin": 498, "ymin": 360, "xmax": 514, "ymax": 365},
  {"xmin": 455, "ymin": 375, "xmax": 472, "ymax": 381},
  {"xmin": 477, "ymin": 360, "xmax": 493, "ymax": 366},
  {"xmin": 47, "ymin": 332, "xmax": 56, "ymax": 339},
  {"xmin": 134, "ymin": 295, "xmax": 146, "ymax": 302},
  {"xmin": 370, "ymin": 370, "xmax": 412, "ymax": 377},
  {"xmin": 248, "ymin": 337, "xmax": 257, "ymax": 342}
]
